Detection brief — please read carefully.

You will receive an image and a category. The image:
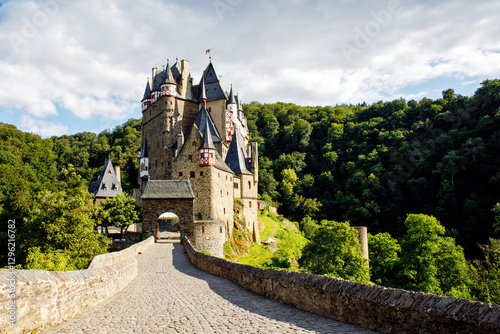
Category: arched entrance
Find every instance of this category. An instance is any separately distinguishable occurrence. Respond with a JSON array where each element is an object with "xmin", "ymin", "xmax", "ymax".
[
  {"xmin": 157, "ymin": 212, "xmax": 180, "ymax": 239},
  {"xmin": 140, "ymin": 180, "xmax": 196, "ymax": 242}
]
